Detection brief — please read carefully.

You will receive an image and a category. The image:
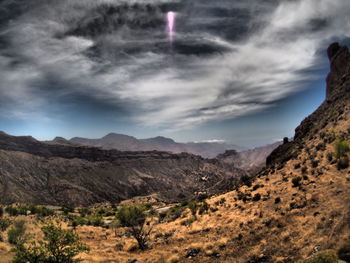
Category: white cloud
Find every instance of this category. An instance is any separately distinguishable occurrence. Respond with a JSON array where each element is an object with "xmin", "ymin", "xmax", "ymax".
[{"xmin": 1, "ymin": 0, "xmax": 350, "ymax": 128}]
